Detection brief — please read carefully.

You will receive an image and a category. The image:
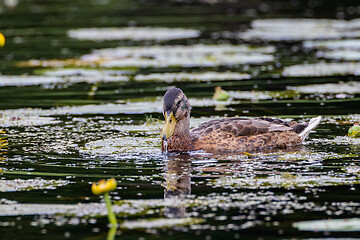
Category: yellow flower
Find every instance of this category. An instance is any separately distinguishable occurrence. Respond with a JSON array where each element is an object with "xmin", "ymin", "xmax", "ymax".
[
  {"xmin": 91, "ymin": 178, "xmax": 117, "ymax": 195},
  {"xmin": 0, "ymin": 33, "xmax": 5, "ymax": 47}
]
